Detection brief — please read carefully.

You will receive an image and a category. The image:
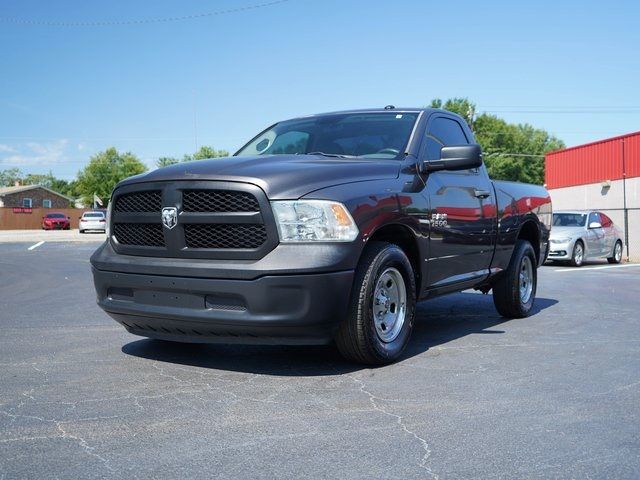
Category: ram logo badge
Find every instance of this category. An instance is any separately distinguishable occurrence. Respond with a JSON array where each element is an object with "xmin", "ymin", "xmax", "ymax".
[{"xmin": 161, "ymin": 207, "xmax": 178, "ymax": 230}]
